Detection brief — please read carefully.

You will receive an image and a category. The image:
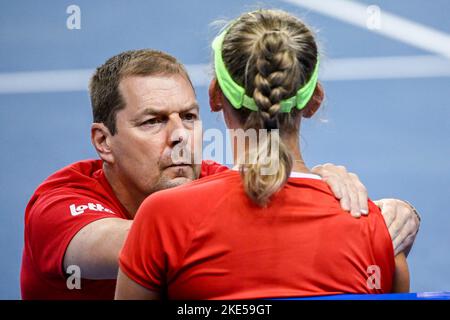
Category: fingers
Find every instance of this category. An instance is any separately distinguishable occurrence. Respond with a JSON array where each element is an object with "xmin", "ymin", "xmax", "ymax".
[
  {"xmin": 394, "ymin": 232, "xmax": 417, "ymax": 256},
  {"xmin": 393, "ymin": 207, "xmax": 420, "ymax": 255},
  {"xmin": 378, "ymin": 198, "xmax": 421, "ymax": 255},
  {"xmin": 343, "ymin": 178, "xmax": 361, "ymax": 218},
  {"xmin": 313, "ymin": 163, "xmax": 370, "ymax": 217},
  {"xmin": 333, "ymin": 166, "xmax": 364, "ymax": 217},
  {"xmin": 389, "ymin": 200, "xmax": 419, "ymax": 240},
  {"xmin": 310, "ymin": 164, "xmax": 326, "ymax": 176},
  {"xmin": 393, "ymin": 225, "xmax": 414, "ymax": 255},
  {"xmin": 322, "ymin": 175, "xmax": 352, "ymax": 214},
  {"xmin": 312, "ymin": 164, "xmax": 345, "ymax": 203},
  {"xmin": 398, "ymin": 200, "xmax": 421, "ymax": 234},
  {"xmin": 319, "ymin": 167, "xmax": 353, "ymax": 214},
  {"xmin": 379, "ymin": 199, "xmax": 397, "ymax": 230},
  {"xmin": 388, "ymin": 215, "xmax": 405, "ymax": 241},
  {"xmin": 373, "ymin": 200, "xmax": 382, "ymax": 210},
  {"xmin": 322, "ymin": 175, "xmax": 343, "ymax": 200},
  {"xmin": 349, "ymin": 173, "xmax": 369, "ymax": 215},
  {"xmin": 338, "ymin": 182, "xmax": 352, "ymax": 213}
]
